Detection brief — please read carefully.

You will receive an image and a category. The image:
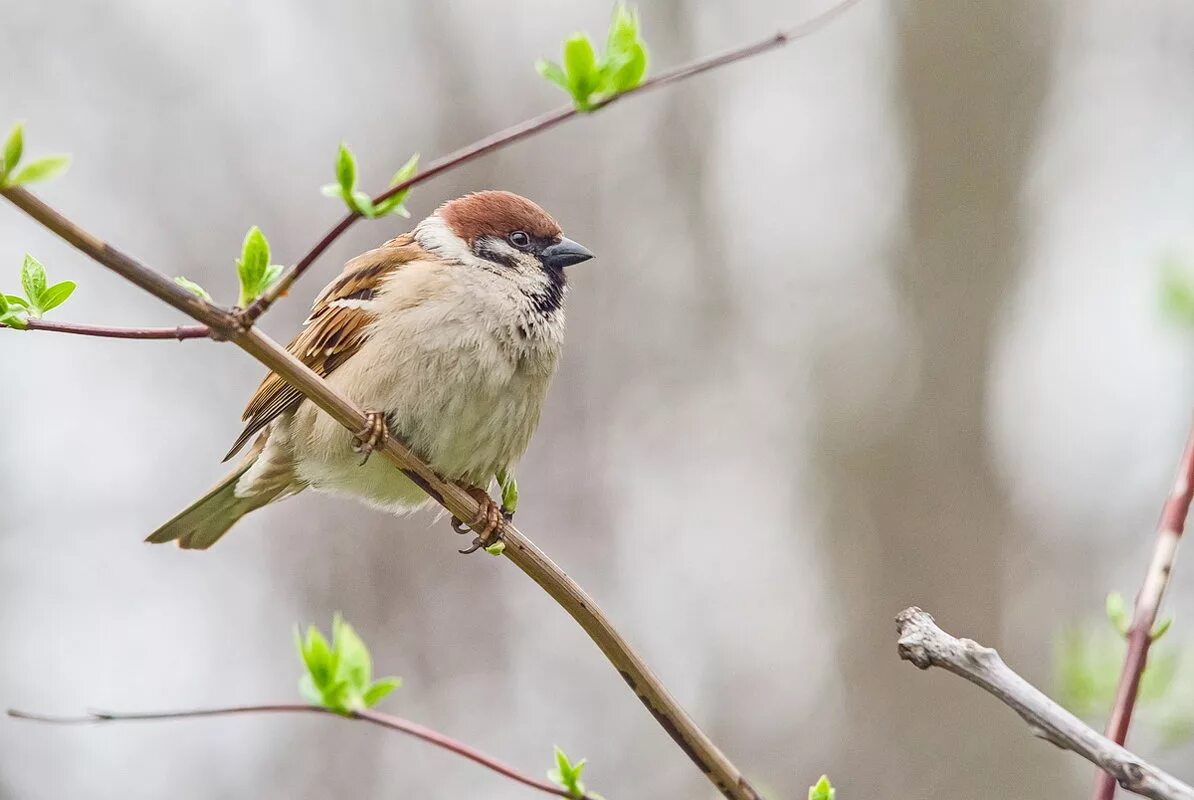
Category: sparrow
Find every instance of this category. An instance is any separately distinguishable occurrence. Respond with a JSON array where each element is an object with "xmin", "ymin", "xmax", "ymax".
[{"xmin": 147, "ymin": 190, "xmax": 593, "ymax": 551}]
